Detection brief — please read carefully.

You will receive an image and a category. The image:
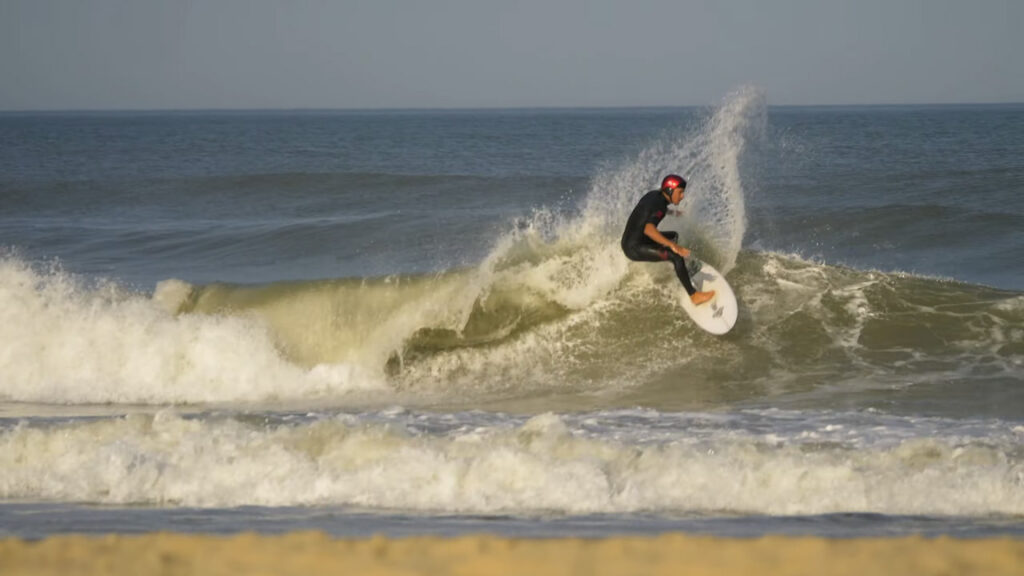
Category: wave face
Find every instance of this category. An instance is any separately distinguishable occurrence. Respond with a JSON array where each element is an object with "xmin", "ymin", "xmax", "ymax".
[
  {"xmin": 2, "ymin": 249, "xmax": 1020, "ymax": 410},
  {"xmin": 1, "ymin": 410, "xmax": 1020, "ymax": 515}
]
